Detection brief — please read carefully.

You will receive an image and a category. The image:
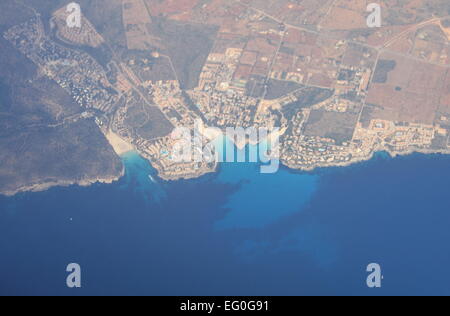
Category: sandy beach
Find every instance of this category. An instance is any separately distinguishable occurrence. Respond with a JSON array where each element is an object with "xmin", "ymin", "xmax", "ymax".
[{"xmin": 105, "ymin": 130, "xmax": 135, "ymax": 156}]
